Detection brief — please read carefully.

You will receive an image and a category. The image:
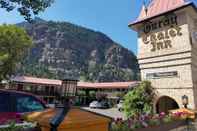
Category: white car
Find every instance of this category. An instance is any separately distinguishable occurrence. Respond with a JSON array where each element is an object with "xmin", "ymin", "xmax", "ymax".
[
  {"xmin": 89, "ymin": 101, "xmax": 102, "ymax": 108},
  {"xmin": 117, "ymin": 100, "xmax": 124, "ymax": 111}
]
